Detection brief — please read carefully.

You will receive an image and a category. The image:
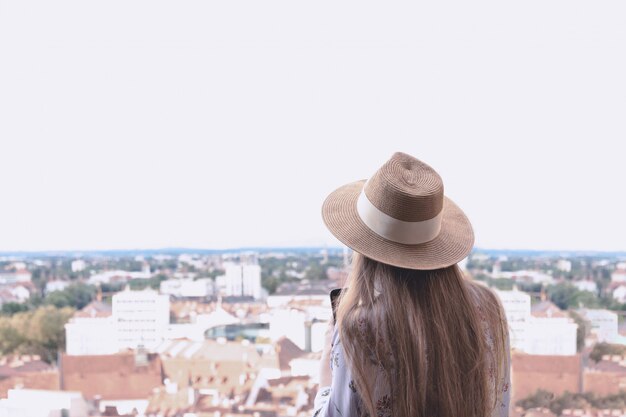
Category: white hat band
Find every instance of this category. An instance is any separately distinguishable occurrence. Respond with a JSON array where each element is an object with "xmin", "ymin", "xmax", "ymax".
[{"xmin": 356, "ymin": 188, "xmax": 443, "ymax": 245}]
